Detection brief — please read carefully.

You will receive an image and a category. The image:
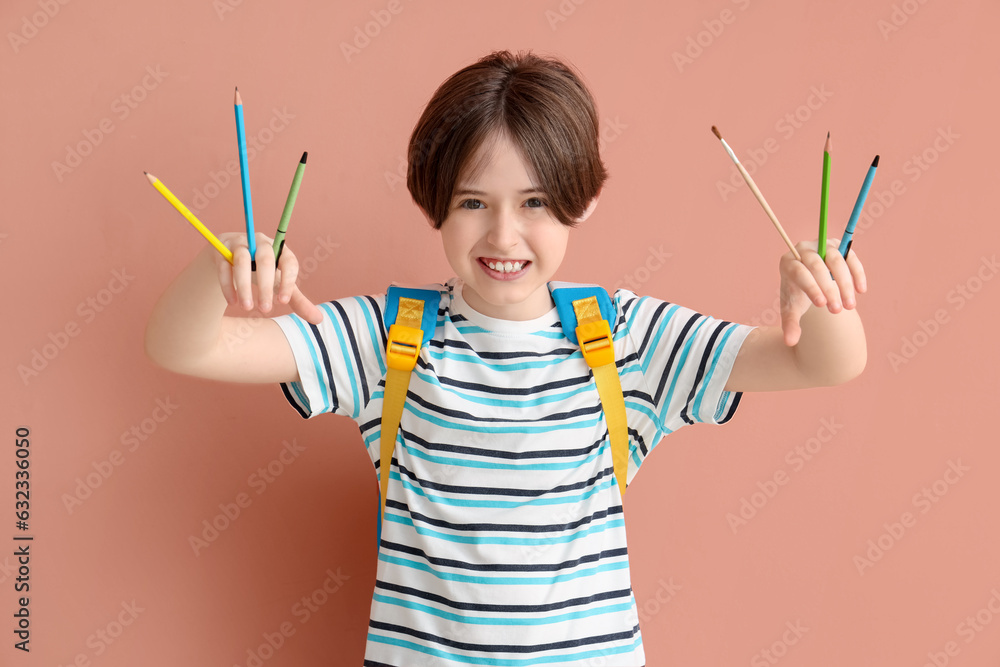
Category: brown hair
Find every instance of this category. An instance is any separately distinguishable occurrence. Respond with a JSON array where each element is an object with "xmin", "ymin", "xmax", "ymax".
[{"xmin": 407, "ymin": 50, "xmax": 608, "ymax": 228}]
